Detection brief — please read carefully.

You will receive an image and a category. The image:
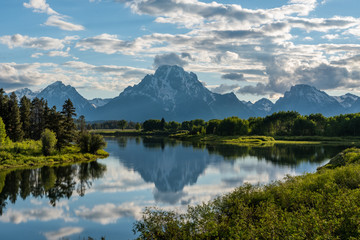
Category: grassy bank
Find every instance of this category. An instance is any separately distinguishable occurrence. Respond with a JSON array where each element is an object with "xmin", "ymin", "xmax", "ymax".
[
  {"xmin": 170, "ymin": 133, "xmax": 324, "ymax": 146},
  {"xmin": 134, "ymin": 148, "xmax": 360, "ymax": 239},
  {"xmin": 0, "ymin": 140, "xmax": 109, "ymax": 171},
  {"xmin": 93, "ymin": 129, "xmax": 360, "ymax": 146}
]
